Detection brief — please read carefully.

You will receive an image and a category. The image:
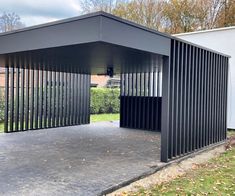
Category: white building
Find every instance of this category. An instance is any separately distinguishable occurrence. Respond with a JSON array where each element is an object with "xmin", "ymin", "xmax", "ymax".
[{"xmin": 175, "ymin": 26, "xmax": 235, "ymax": 129}]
